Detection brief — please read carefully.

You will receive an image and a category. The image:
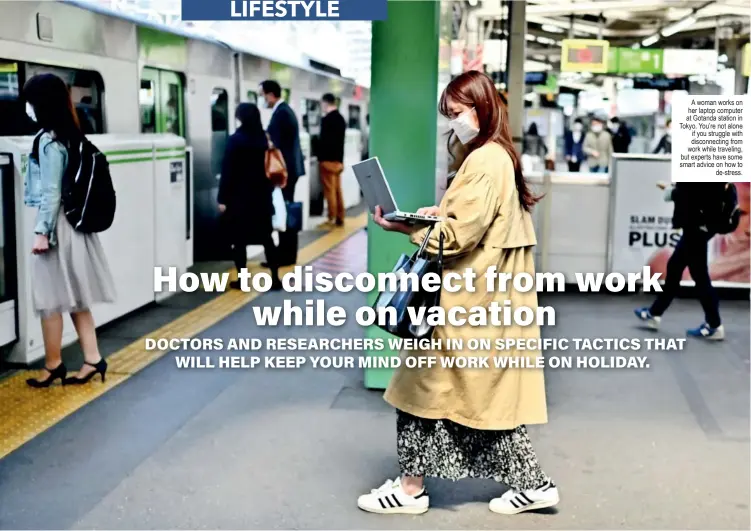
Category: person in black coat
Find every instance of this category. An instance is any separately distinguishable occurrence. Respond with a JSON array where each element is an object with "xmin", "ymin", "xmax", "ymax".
[
  {"xmin": 608, "ymin": 116, "xmax": 631, "ymax": 153},
  {"xmin": 261, "ymin": 80, "xmax": 305, "ymax": 265},
  {"xmin": 218, "ymin": 103, "xmax": 282, "ymax": 291},
  {"xmin": 653, "ymin": 119, "xmax": 672, "ymax": 154},
  {"xmin": 634, "ymin": 182, "xmax": 727, "ymax": 340}
]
